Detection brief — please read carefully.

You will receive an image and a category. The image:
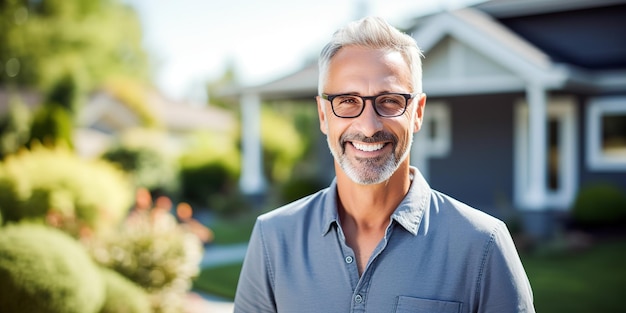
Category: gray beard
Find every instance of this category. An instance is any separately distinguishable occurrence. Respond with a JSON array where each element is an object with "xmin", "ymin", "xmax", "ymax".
[
  {"xmin": 338, "ymin": 151, "xmax": 398, "ymax": 185},
  {"xmin": 327, "ymin": 131, "xmax": 413, "ymax": 185}
]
